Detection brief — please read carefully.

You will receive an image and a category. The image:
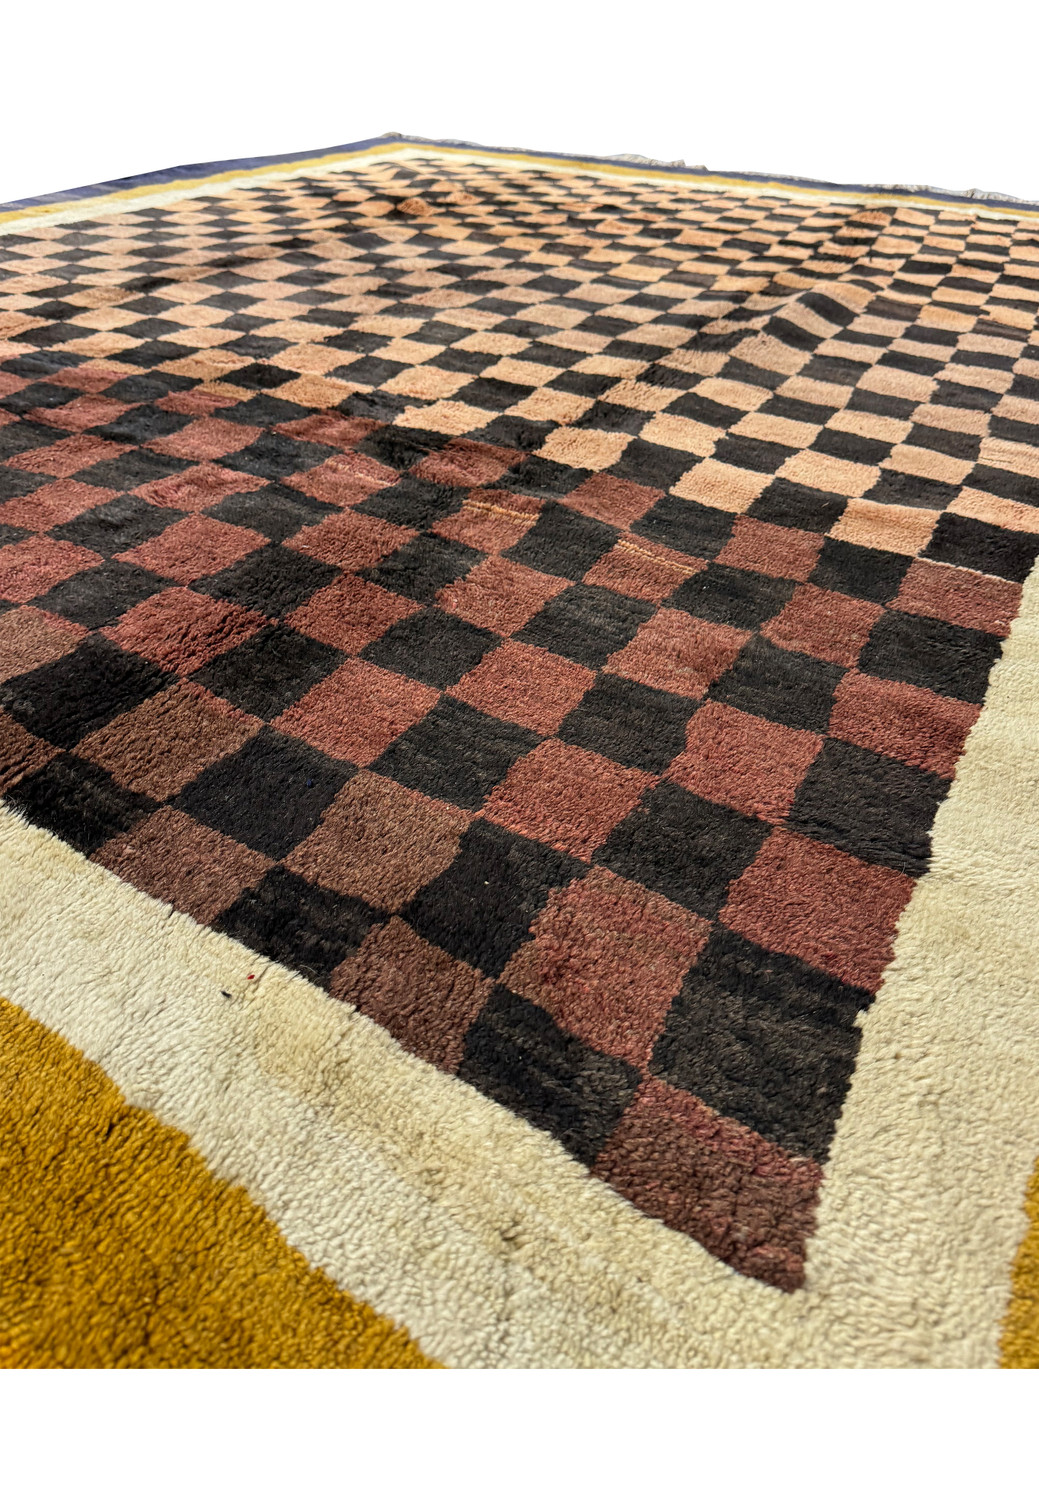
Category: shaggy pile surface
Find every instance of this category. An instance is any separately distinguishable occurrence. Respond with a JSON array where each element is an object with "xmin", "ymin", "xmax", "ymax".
[{"xmin": 2, "ymin": 139, "xmax": 1039, "ymax": 1366}]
